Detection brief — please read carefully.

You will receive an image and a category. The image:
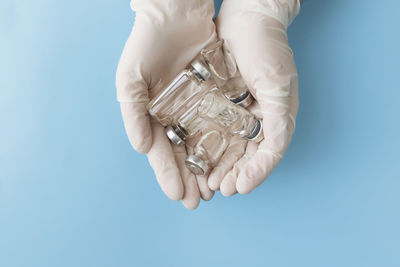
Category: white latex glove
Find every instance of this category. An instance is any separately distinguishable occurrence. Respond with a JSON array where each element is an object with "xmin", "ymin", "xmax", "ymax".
[
  {"xmin": 116, "ymin": 0, "xmax": 217, "ymax": 209},
  {"xmin": 207, "ymin": 0, "xmax": 301, "ymax": 195}
]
